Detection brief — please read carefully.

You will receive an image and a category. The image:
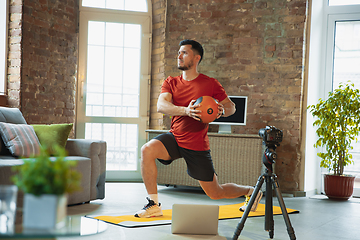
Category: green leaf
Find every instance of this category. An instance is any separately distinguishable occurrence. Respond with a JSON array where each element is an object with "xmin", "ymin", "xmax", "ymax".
[{"xmin": 308, "ymin": 81, "xmax": 360, "ymax": 175}]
